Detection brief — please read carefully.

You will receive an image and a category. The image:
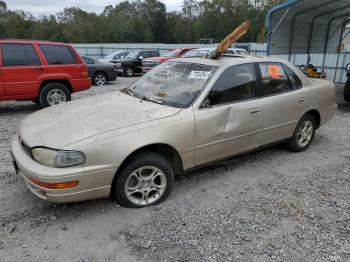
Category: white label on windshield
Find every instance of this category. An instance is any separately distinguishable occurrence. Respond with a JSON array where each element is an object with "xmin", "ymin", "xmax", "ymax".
[{"xmin": 189, "ymin": 71, "xmax": 211, "ymax": 80}]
